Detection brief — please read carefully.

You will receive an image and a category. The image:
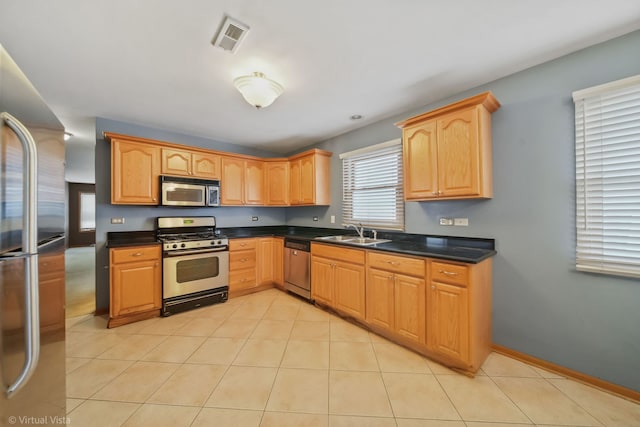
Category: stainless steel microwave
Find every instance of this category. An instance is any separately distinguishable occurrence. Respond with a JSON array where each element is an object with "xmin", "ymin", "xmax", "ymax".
[{"xmin": 160, "ymin": 176, "xmax": 220, "ymax": 207}]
